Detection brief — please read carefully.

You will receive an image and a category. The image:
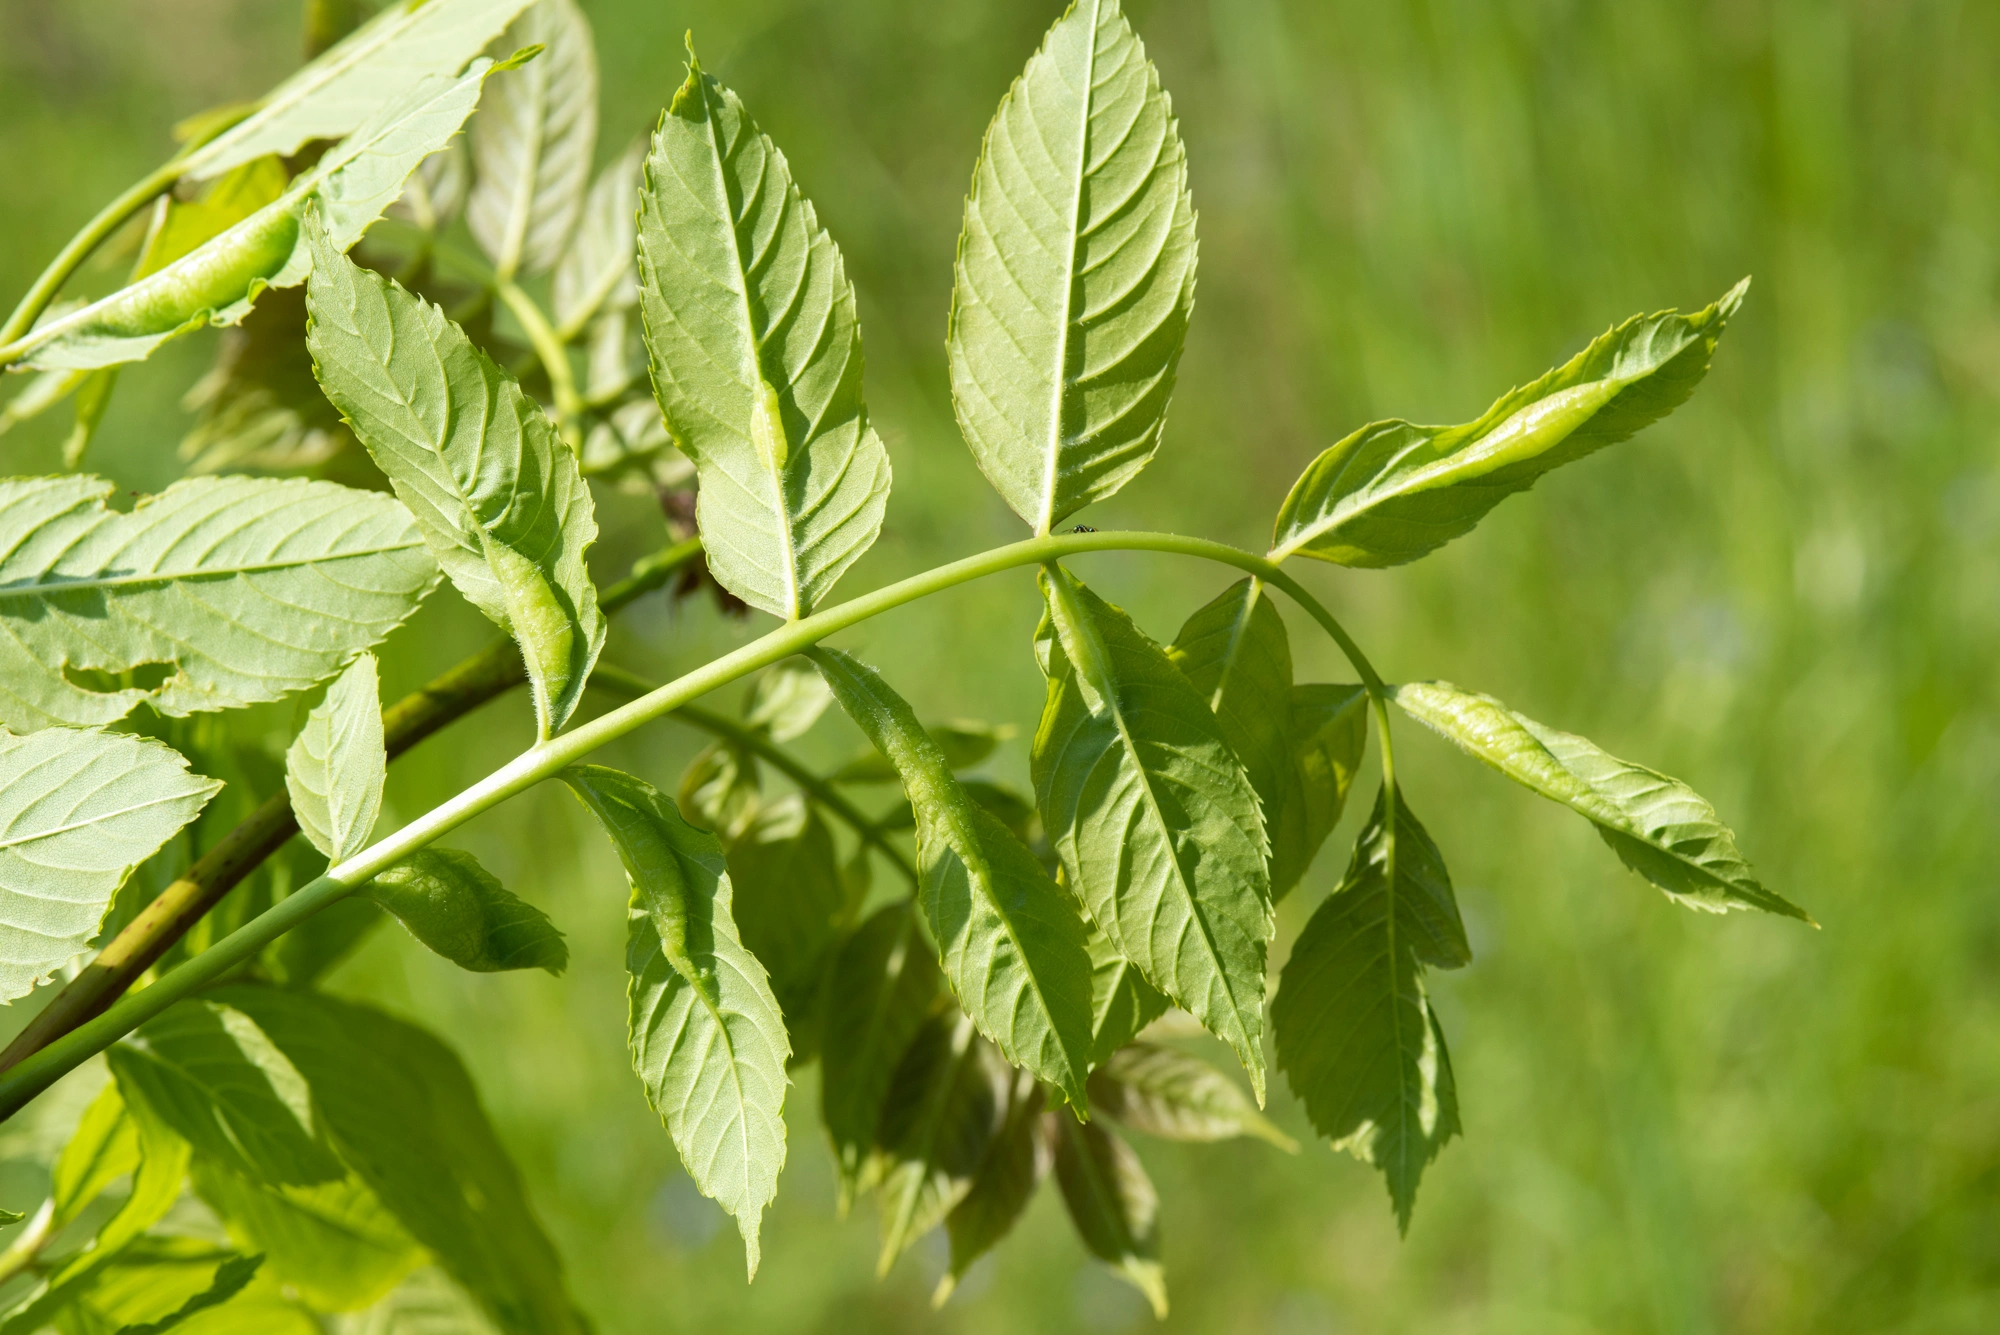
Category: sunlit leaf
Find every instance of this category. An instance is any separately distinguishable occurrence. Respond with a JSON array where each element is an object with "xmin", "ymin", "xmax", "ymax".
[
  {"xmin": 0, "ymin": 476, "xmax": 436, "ymax": 732},
  {"xmin": 636, "ymin": 49, "xmax": 891, "ymax": 619},
  {"xmin": 286, "ymin": 653, "xmax": 385, "ymax": 865},
  {"xmin": 387, "ymin": 137, "xmax": 473, "ymax": 233},
  {"xmin": 560, "ymin": 765, "xmax": 789, "ymax": 1279},
  {"xmin": 306, "ymin": 223, "xmax": 602, "ymax": 739},
  {"xmin": 946, "ymin": 0, "xmax": 1197, "ymax": 533},
  {"xmin": 819, "ymin": 903, "xmax": 942, "ymax": 1207},
  {"xmin": 1272, "ymin": 787, "xmax": 1468, "ymax": 1230},
  {"xmin": 1089, "ymin": 1042, "xmax": 1296, "ymax": 1150},
  {"xmin": 1086, "ymin": 926, "xmax": 1167, "ymax": 1068},
  {"xmin": 134, "ymin": 158, "xmax": 290, "ymax": 281},
  {"xmin": 742, "ymin": 659, "xmax": 833, "ymax": 743},
  {"xmin": 0, "ymin": 728, "xmax": 219, "ymax": 1000},
  {"xmin": 60, "ymin": 367, "xmax": 119, "ymax": 473},
  {"xmin": 676, "ymin": 740, "xmax": 760, "ymax": 840},
  {"xmin": 1032, "ymin": 567, "xmax": 1272, "ymax": 1097},
  {"xmin": 1270, "ymin": 282, "xmax": 1748, "ymax": 567},
  {"xmin": 216, "ymin": 985, "xmax": 588, "ymax": 1334},
  {"xmin": 1050, "ymin": 1114, "xmax": 1167, "ymax": 1319},
  {"xmin": 814, "ymin": 648, "xmax": 1095, "ymax": 1107},
  {"xmin": 553, "ymin": 140, "xmax": 642, "ymax": 332},
  {"xmin": 1271, "ymin": 683, "xmax": 1368, "ymax": 900},
  {"xmin": 52, "ymin": 1082, "xmax": 142, "ymax": 1226},
  {"xmin": 467, "ymin": 0, "xmax": 598, "ymax": 281},
  {"xmin": 363, "ymin": 848, "xmax": 568, "ymax": 974},
  {"xmin": 105, "ymin": 1250, "xmax": 265, "ymax": 1334},
  {"xmin": 936, "ymin": 1069, "xmax": 1051, "ymax": 1304},
  {"xmin": 109, "ymin": 999, "xmax": 344, "ymax": 1187},
  {"xmin": 193, "ymin": 1162, "xmax": 422, "ymax": 1314},
  {"xmin": 872, "ymin": 1010, "xmax": 1008, "ymax": 1274},
  {"xmin": 329, "ymin": 1268, "xmax": 497, "ymax": 1334},
  {"xmin": 1392, "ymin": 680, "xmax": 1806, "ymax": 919}
]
